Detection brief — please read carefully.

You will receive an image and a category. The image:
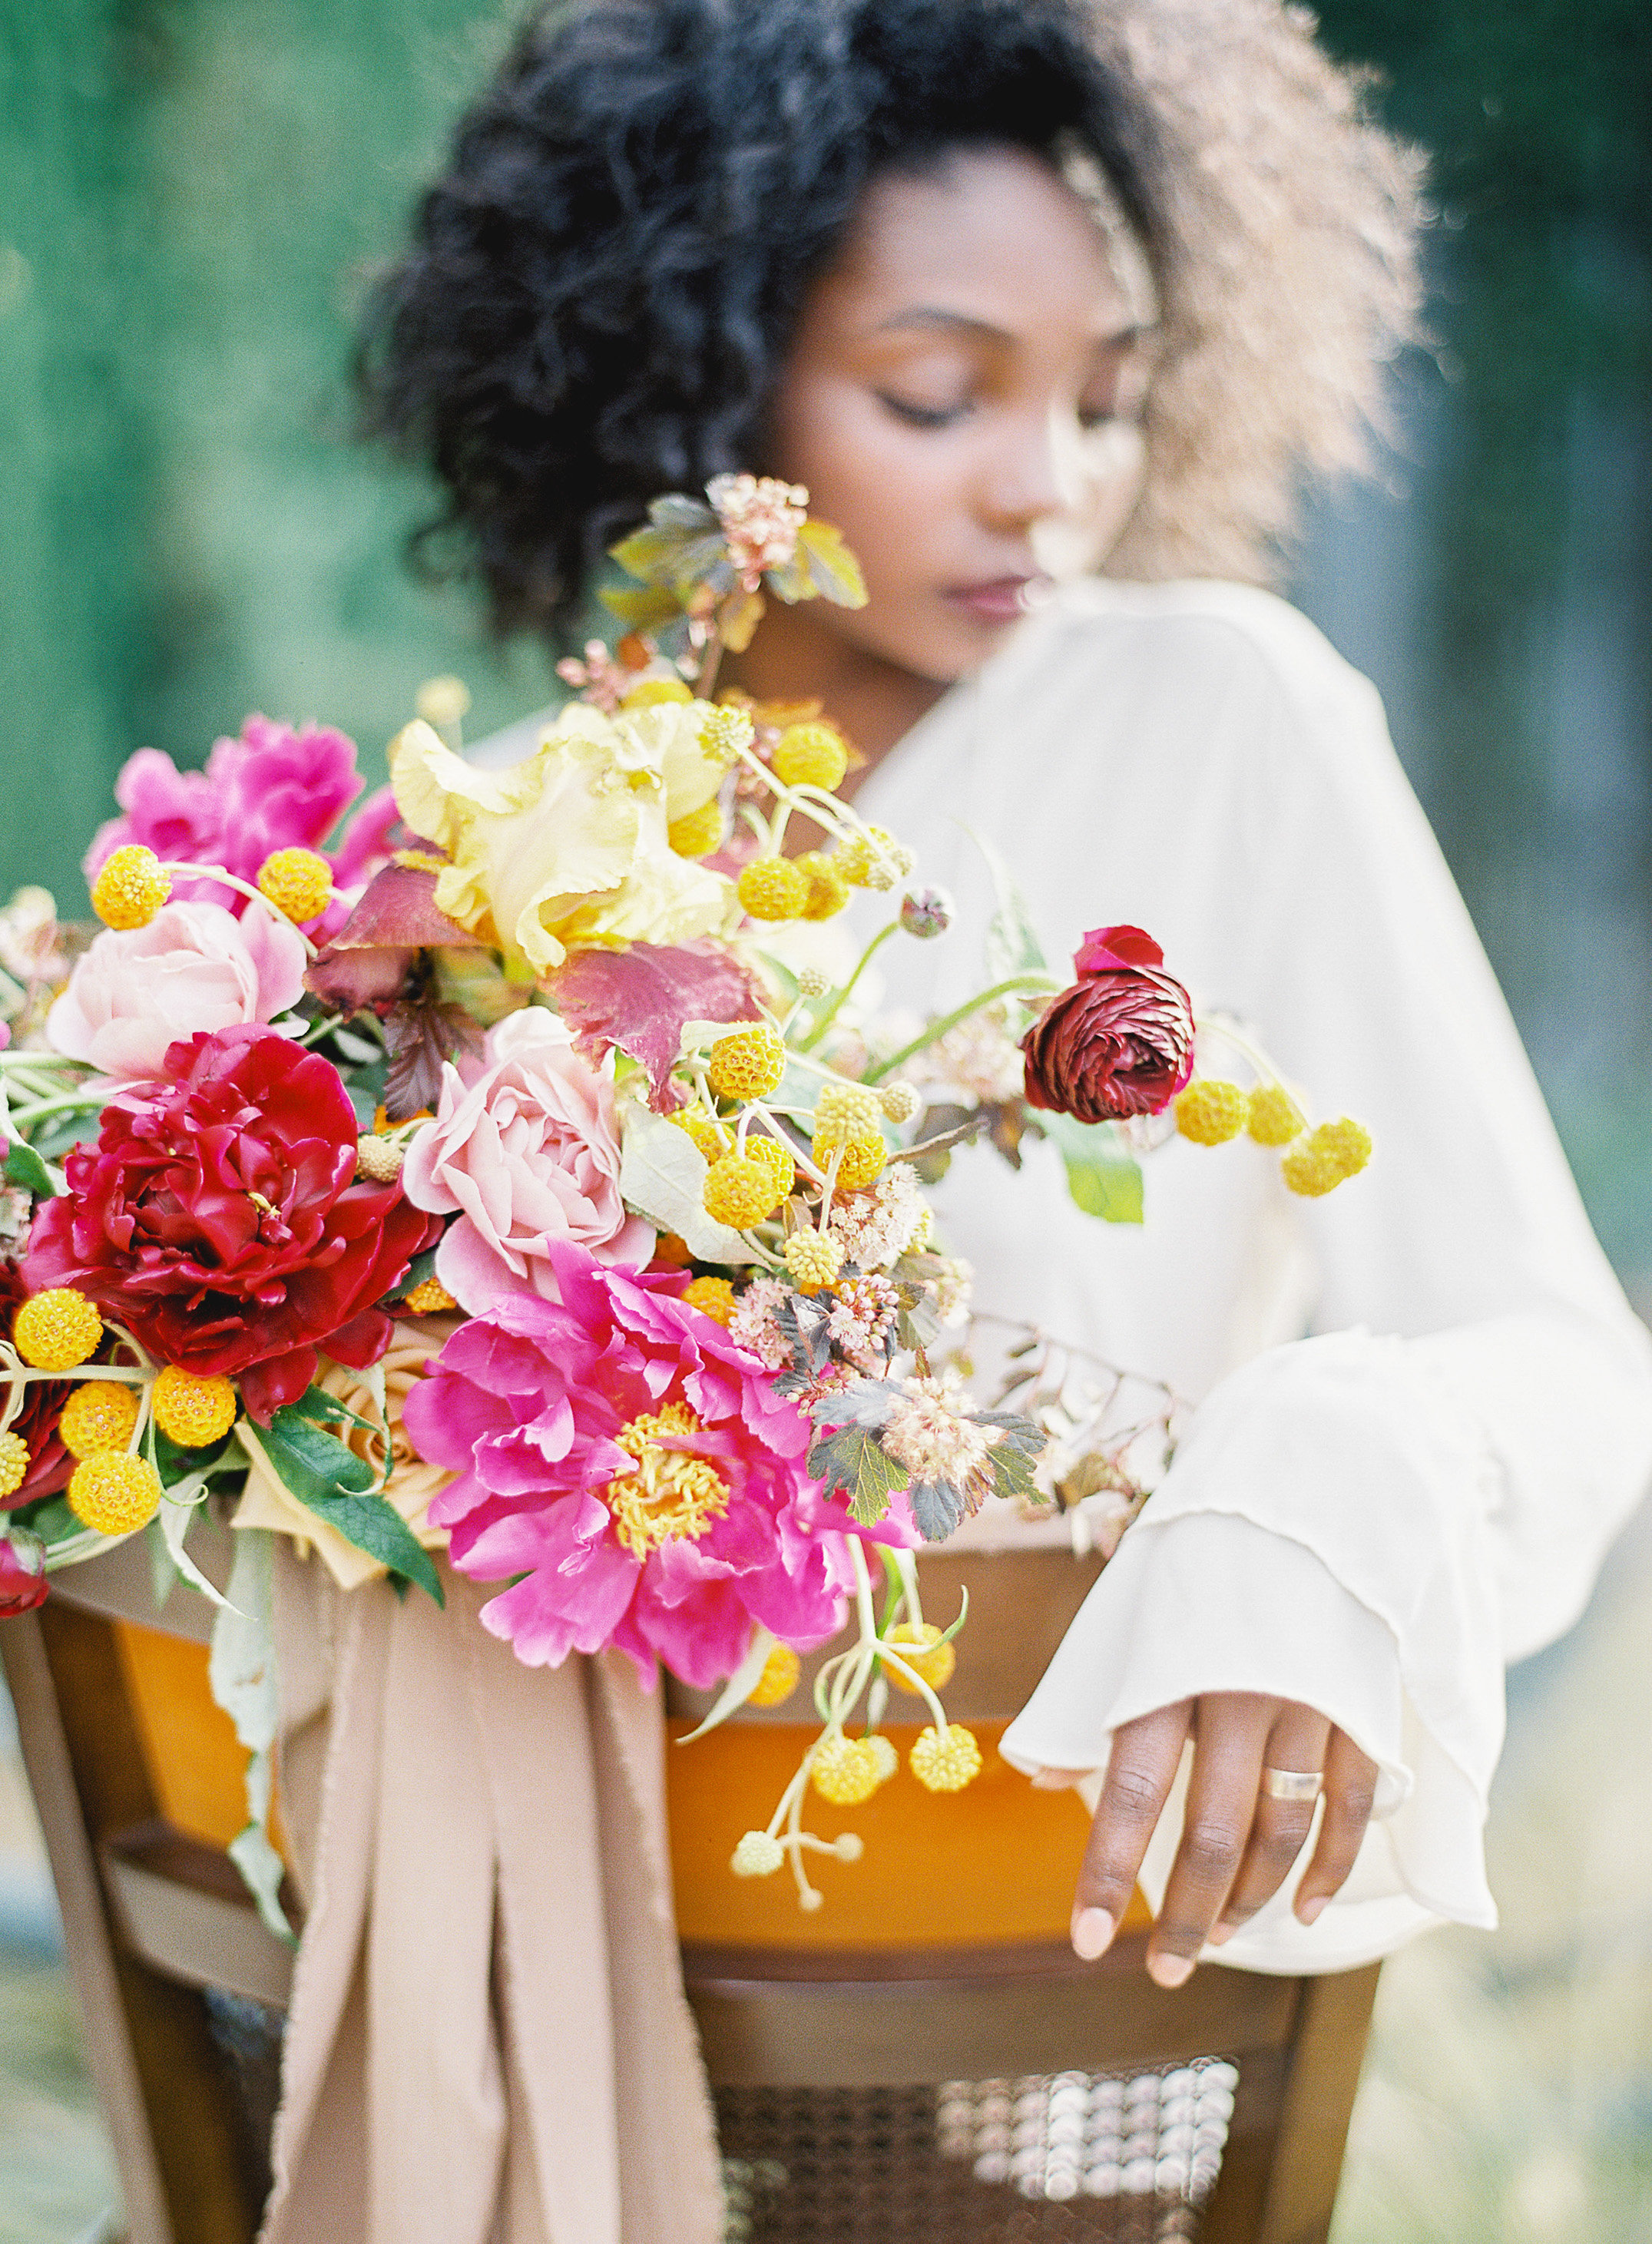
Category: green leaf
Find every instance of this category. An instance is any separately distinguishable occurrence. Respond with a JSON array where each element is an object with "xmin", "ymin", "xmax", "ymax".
[
  {"xmin": 1036, "ymin": 1111, "xmax": 1144, "ymax": 1224},
  {"xmin": 4, "ymin": 1139, "xmax": 59, "ymax": 1197},
  {"xmin": 598, "ymin": 582, "xmax": 684, "ymax": 630},
  {"xmin": 248, "ymin": 1405, "xmax": 445, "ymax": 1605},
  {"xmin": 807, "ymin": 1422, "xmax": 909, "ymax": 1527},
  {"xmin": 793, "ymin": 518, "xmax": 868, "ymax": 607},
  {"xmin": 618, "ymin": 1107, "xmax": 749, "ymax": 1262}
]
